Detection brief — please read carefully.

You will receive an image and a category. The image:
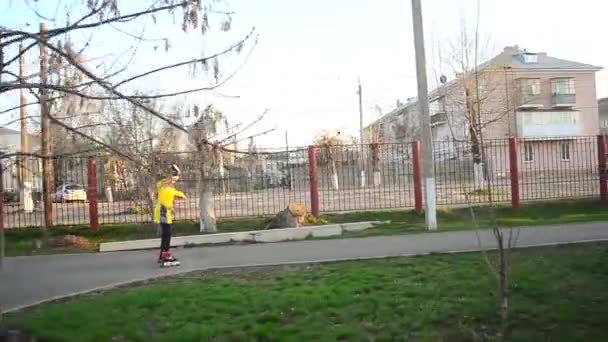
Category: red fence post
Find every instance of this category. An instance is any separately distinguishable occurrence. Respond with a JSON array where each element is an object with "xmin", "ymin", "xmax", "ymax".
[
  {"xmin": 308, "ymin": 146, "xmax": 320, "ymax": 217},
  {"xmin": 508, "ymin": 137, "xmax": 520, "ymax": 208},
  {"xmin": 412, "ymin": 141, "xmax": 423, "ymax": 214},
  {"xmin": 598, "ymin": 135, "xmax": 607, "ymax": 202},
  {"xmin": 0, "ymin": 164, "xmax": 4, "ymax": 269},
  {"xmin": 88, "ymin": 157, "xmax": 99, "ymax": 233}
]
